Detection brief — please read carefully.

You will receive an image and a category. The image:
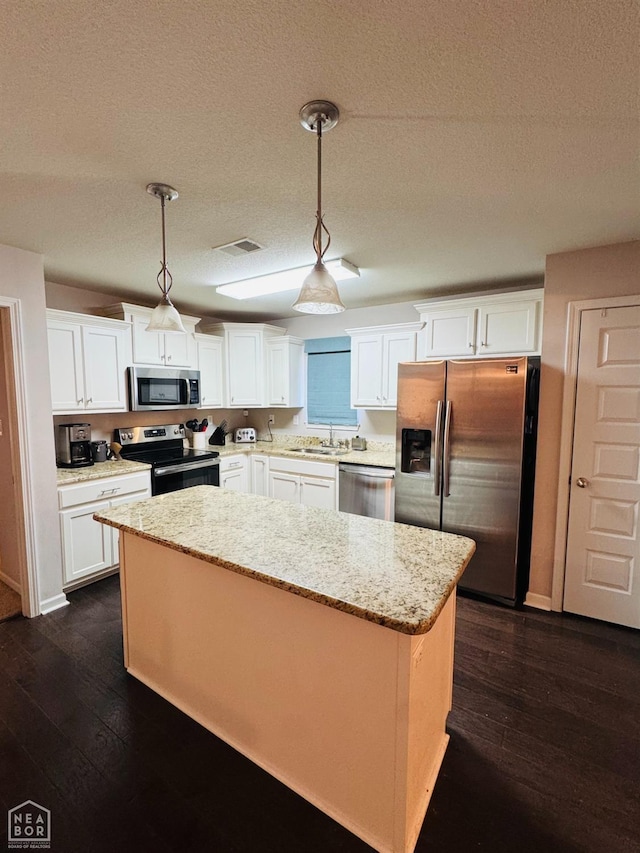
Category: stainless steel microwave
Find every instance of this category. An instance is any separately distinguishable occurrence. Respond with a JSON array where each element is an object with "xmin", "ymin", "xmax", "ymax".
[{"xmin": 128, "ymin": 366, "xmax": 201, "ymax": 411}]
